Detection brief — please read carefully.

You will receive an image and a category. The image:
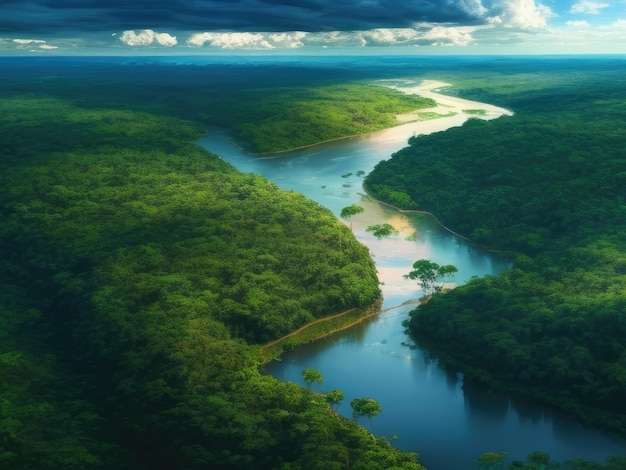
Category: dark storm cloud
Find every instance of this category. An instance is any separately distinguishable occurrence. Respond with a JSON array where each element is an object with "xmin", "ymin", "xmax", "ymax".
[{"xmin": 0, "ymin": 0, "xmax": 481, "ymax": 34}]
